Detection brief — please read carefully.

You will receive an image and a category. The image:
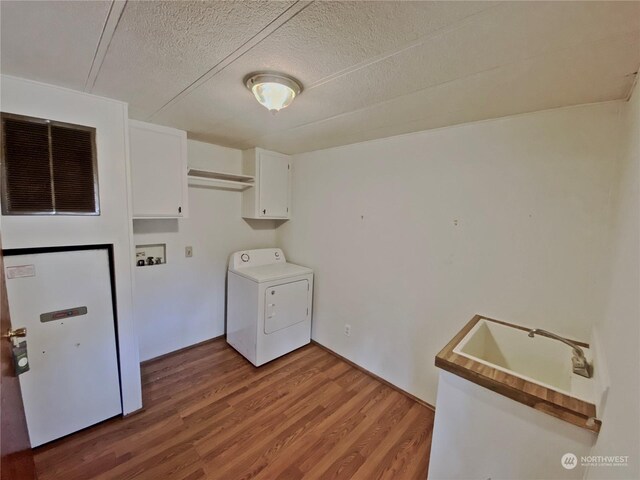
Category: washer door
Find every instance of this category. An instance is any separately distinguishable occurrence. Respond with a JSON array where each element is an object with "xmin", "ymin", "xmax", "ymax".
[{"xmin": 264, "ymin": 280, "xmax": 309, "ymax": 334}]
